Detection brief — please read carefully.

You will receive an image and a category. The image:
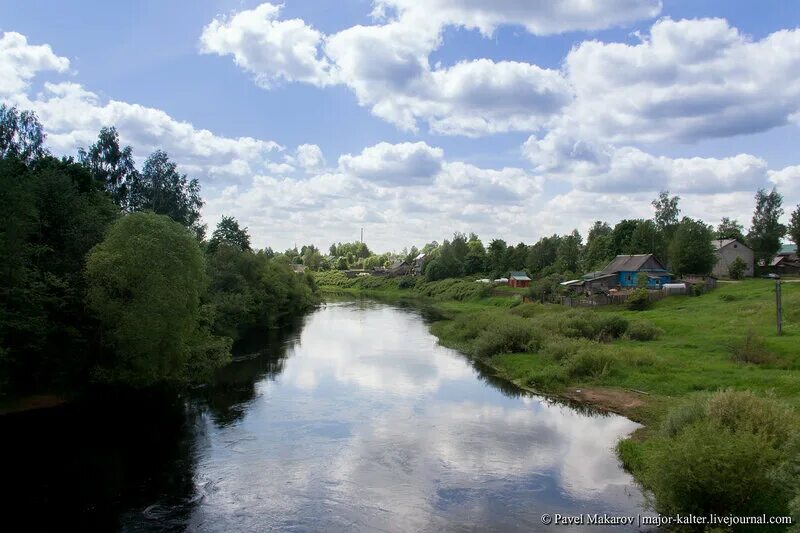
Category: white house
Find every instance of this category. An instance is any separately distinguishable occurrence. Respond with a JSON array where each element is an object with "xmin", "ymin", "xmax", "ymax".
[{"xmin": 711, "ymin": 239, "xmax": 753, "ymax": 278}]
